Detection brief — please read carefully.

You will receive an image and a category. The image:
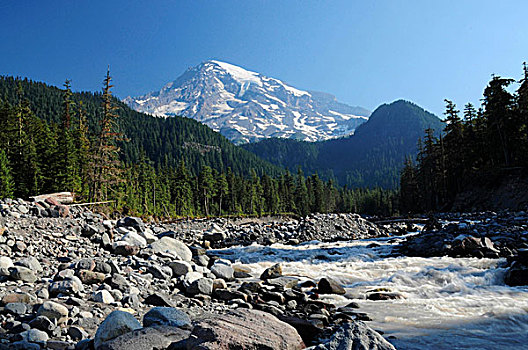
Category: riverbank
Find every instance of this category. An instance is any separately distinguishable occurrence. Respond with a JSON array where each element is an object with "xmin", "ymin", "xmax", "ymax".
[
  {"xmin": 0, "ymin": 197, "xmax": 395, "ymax": 349},
  {"xmin": 0, "ymin": 197, "xmax": 527, "ymax": 349}
]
